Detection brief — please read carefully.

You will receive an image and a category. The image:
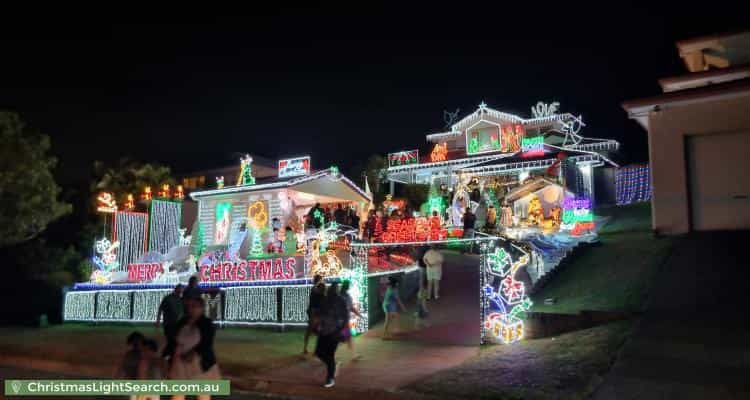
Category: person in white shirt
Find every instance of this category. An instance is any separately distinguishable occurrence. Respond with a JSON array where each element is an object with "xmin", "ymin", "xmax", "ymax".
[{"xmin": 422, "ymin": 245, "xmax": 444, "ymax": 300}]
